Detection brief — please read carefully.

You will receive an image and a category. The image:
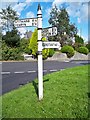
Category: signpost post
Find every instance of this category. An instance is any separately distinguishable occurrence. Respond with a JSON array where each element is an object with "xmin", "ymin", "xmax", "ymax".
[
  {"xmin": 14, "ymin": 4, "xmax": 61, "ymax": 101},
  {"xmin": 37, "ymin": 4, "xmax": 43, "ymax": 100}
]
